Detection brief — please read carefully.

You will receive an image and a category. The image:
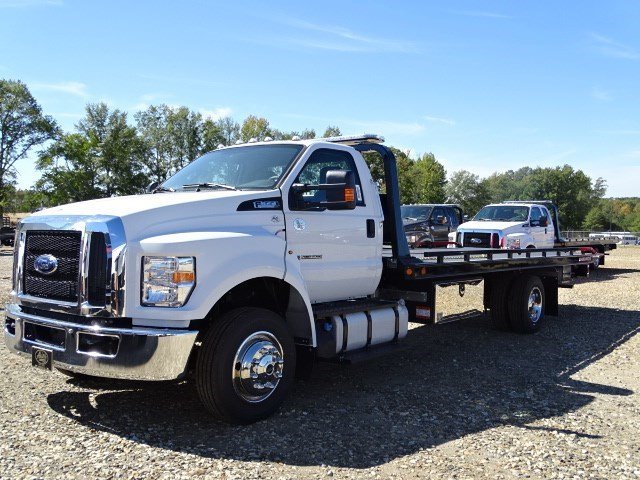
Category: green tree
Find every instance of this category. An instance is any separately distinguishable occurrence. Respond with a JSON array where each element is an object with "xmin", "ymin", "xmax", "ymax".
[
  {"xmin": 445, "ymin": 170, "xmax": 490, "ymax": 216},
  {"xmin": 134, "ymin": 104, "xmax": 174, "ymax": 184},
  {"xmin": 201, "ymin": 118, "xmax": 225, "ymax": 152},
  {"xmin": 36, "ymin": 133, "xmax": 103, "ymax": 204},
  {"xmin": 411, "ymin": 152, "xmax": 446, "ymax": 203},
  {"xmin": 240, "ymin": 115, "xmax": 270, "ymax": 142},
  {"xmin": 216, "ymin": 116, "xmax": 240, "ymax": 145},
  {"xmin": 361, "ymin": 147, "xmax": 418, "ymax": 204},
  {"xmin": 38, "ymin": 103, "xmax": 147, "ymax": 202},
  {"xmin": 166, "ymin": 106, "xmax": 202, "ymax": 170},
  {"xmin": 0, "ymin": 79, "xmax": 57, "ymax": 217},
  {"xmin": 322, "ymin": 126, "xmax": 341, "ymax": 137}
]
